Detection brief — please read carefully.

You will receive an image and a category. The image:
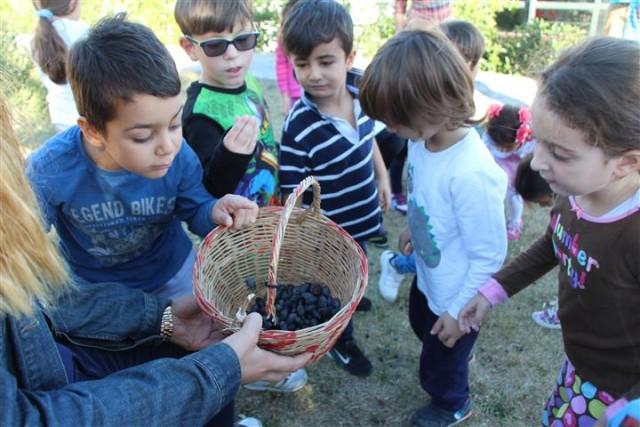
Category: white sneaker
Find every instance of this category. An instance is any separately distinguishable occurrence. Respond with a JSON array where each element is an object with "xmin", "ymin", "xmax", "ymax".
[
  {"xmin": 236, "ymin": 416, "xmax": 263, "ymax": 427},
  {"xmin": 378, "ymin": 250, "xmax": 404, "ymax": 302},
  {"xmin": 243, "ymin": 368, "xmax": 308, "ymax": 392}
]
